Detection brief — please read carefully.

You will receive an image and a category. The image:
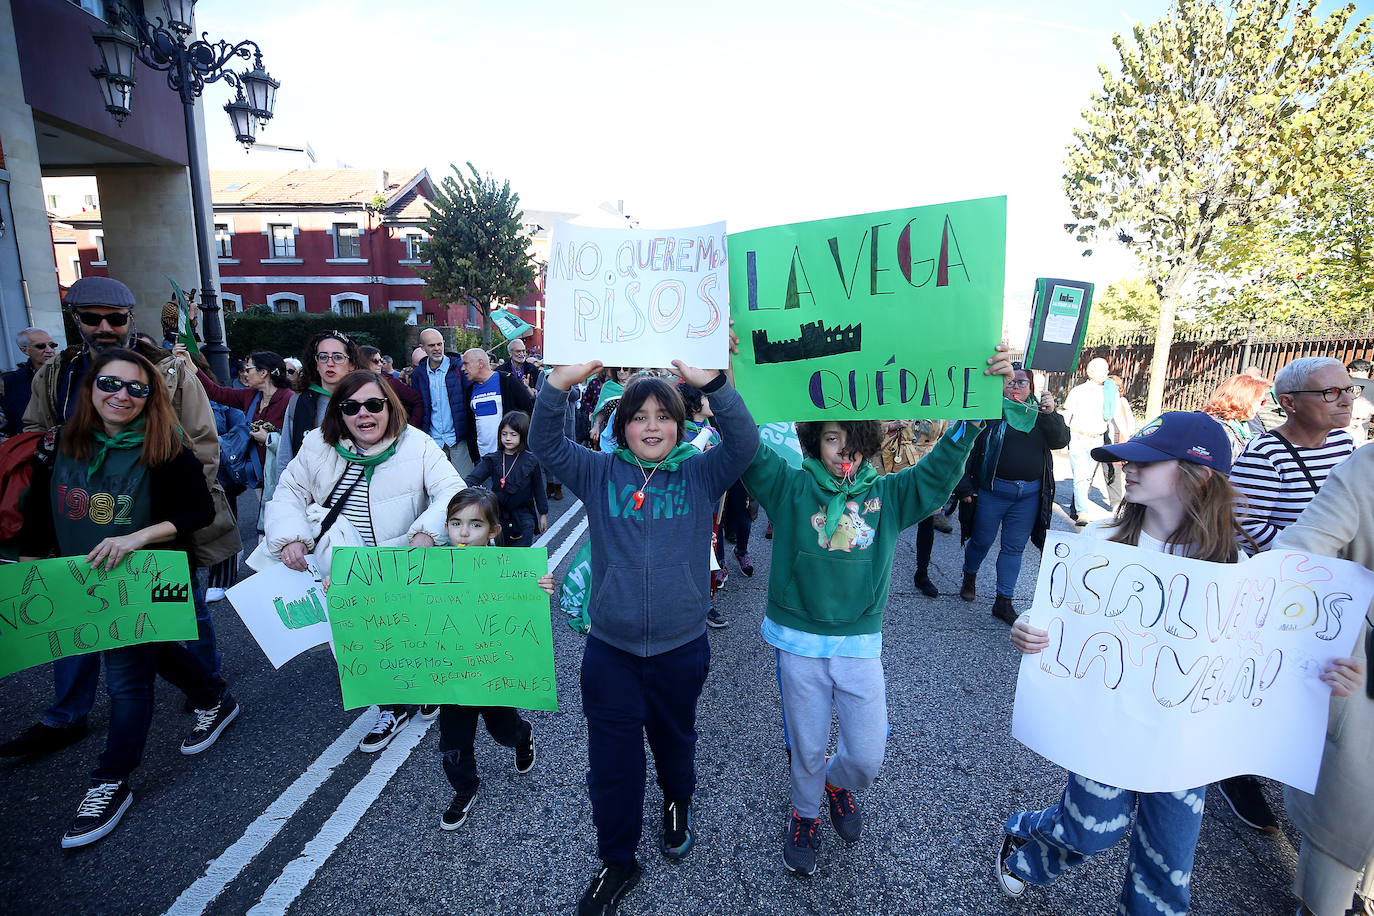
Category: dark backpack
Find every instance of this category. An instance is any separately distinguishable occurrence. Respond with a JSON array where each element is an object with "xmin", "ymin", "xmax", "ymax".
[{"xmin": 214, "ymin": 402, "xmax": 254, "ymax": 491}]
